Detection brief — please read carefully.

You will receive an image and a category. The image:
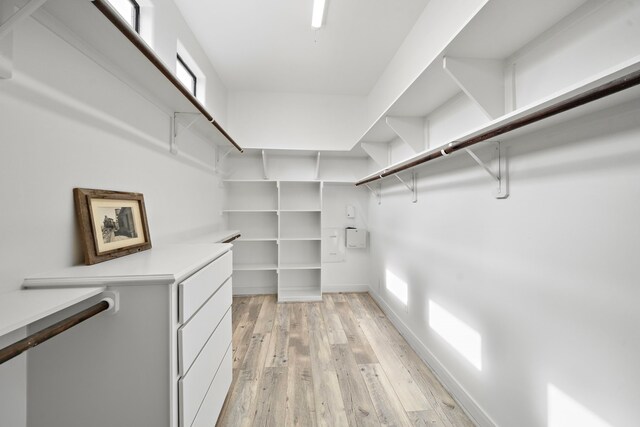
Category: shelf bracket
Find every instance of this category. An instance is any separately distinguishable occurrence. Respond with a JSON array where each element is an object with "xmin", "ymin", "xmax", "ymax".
[
  {"xmin": 393, "ymin": 172, "xmax": 417, "ymax": 203},
  {"xmin": 315, "ymin": 151, "xmax": 321, "ymax": 180},
  {"xmin": 365, "ymin": 183, "xmax": 382, "ymax": 205},
  {"xmin": 361, "ymin": 141, "xmax": 390, "ymax": 168},
  {"xmin": 214, "ymin": 146, "xmax": 233, "ymax": 175},
  {"xmin": 464, "ymin": 142, "xmax": 508, "ymax": 199},
  {"xmin": 261, "ymin": 150, "xmax": 269, "ymax": 179},
  {"xmin": 385, "ymin": 116, "xmax": 426, "ymax": 153},
  {"xmin": 170, "ymin": 112, "xmax": 201, "ymax": 154},
  {"xmin": 1, "ymin": 0, "xmax": 50, "ymax": 78},
  {"xmin": 443, "ymin": 56, "xmax": 505, "ymax": 120},
  {"xmin": 0, "ymin": 0, "xmax": 48, "ymax": 41},
  {"xmin": 1, "ymin": 0, "xmax": 49, "ymax": 78}
]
